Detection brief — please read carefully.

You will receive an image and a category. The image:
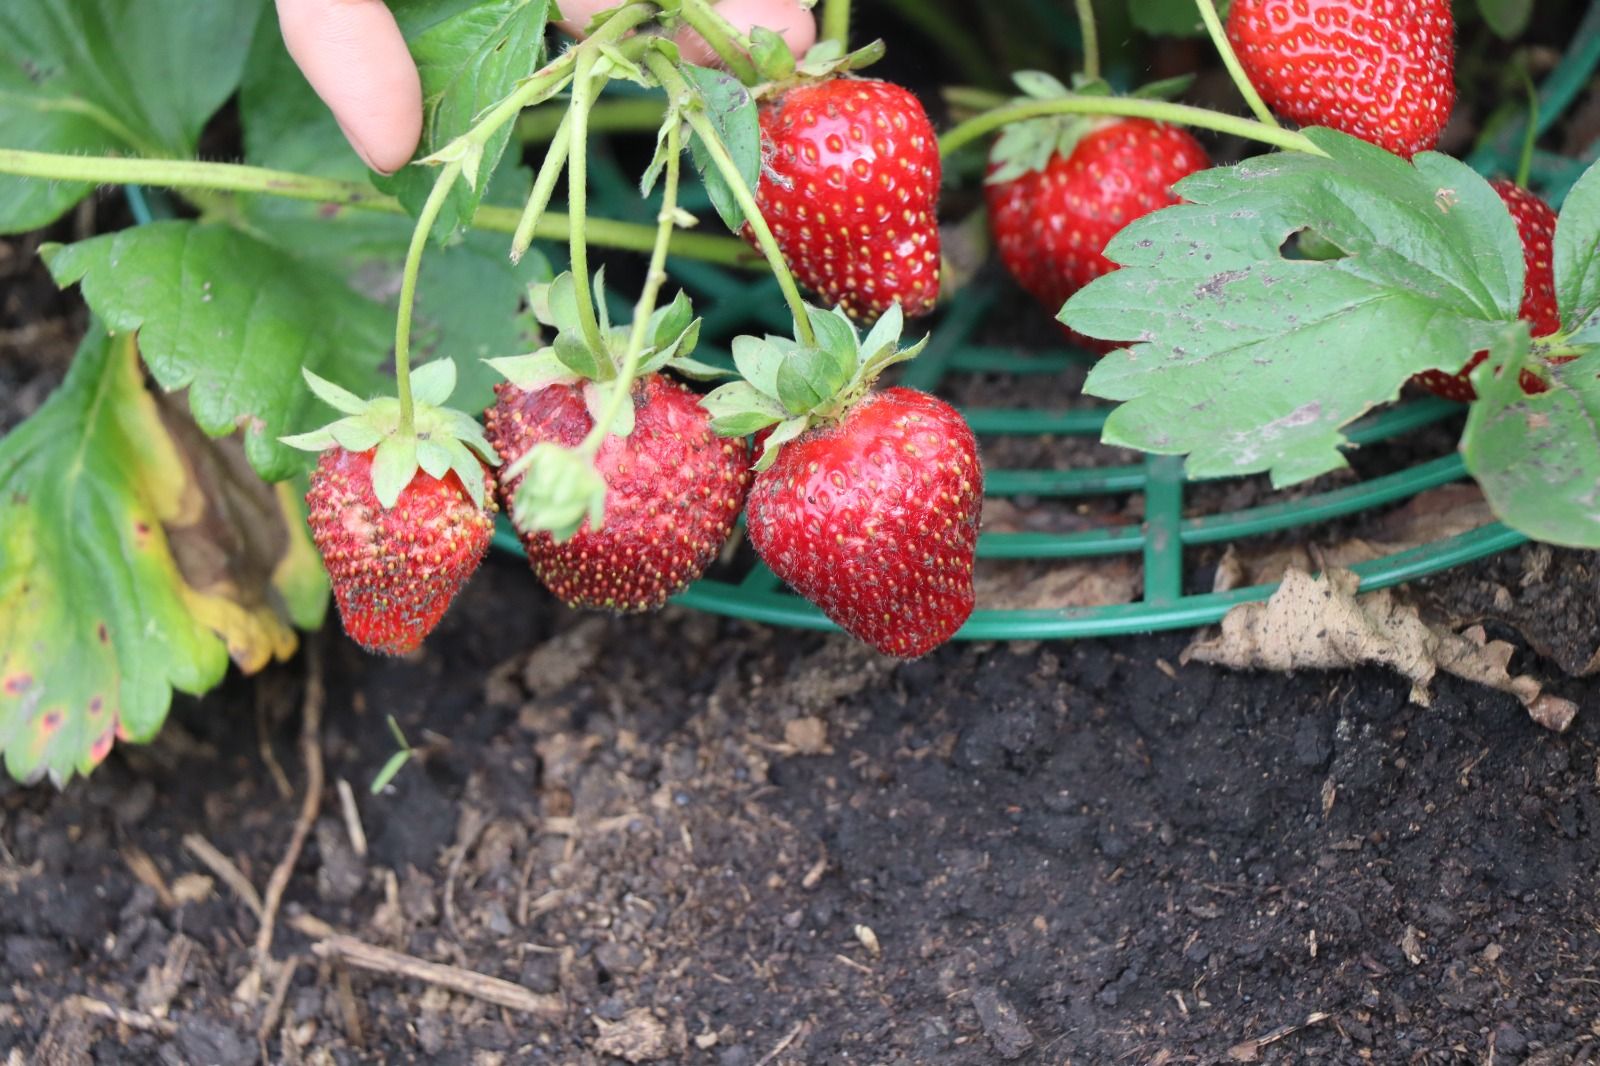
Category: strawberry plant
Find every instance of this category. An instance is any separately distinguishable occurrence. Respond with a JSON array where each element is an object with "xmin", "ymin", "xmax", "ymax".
[{"xmin": 1, "ymin": 0, "xmax": 1598, "ymax": 783}]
